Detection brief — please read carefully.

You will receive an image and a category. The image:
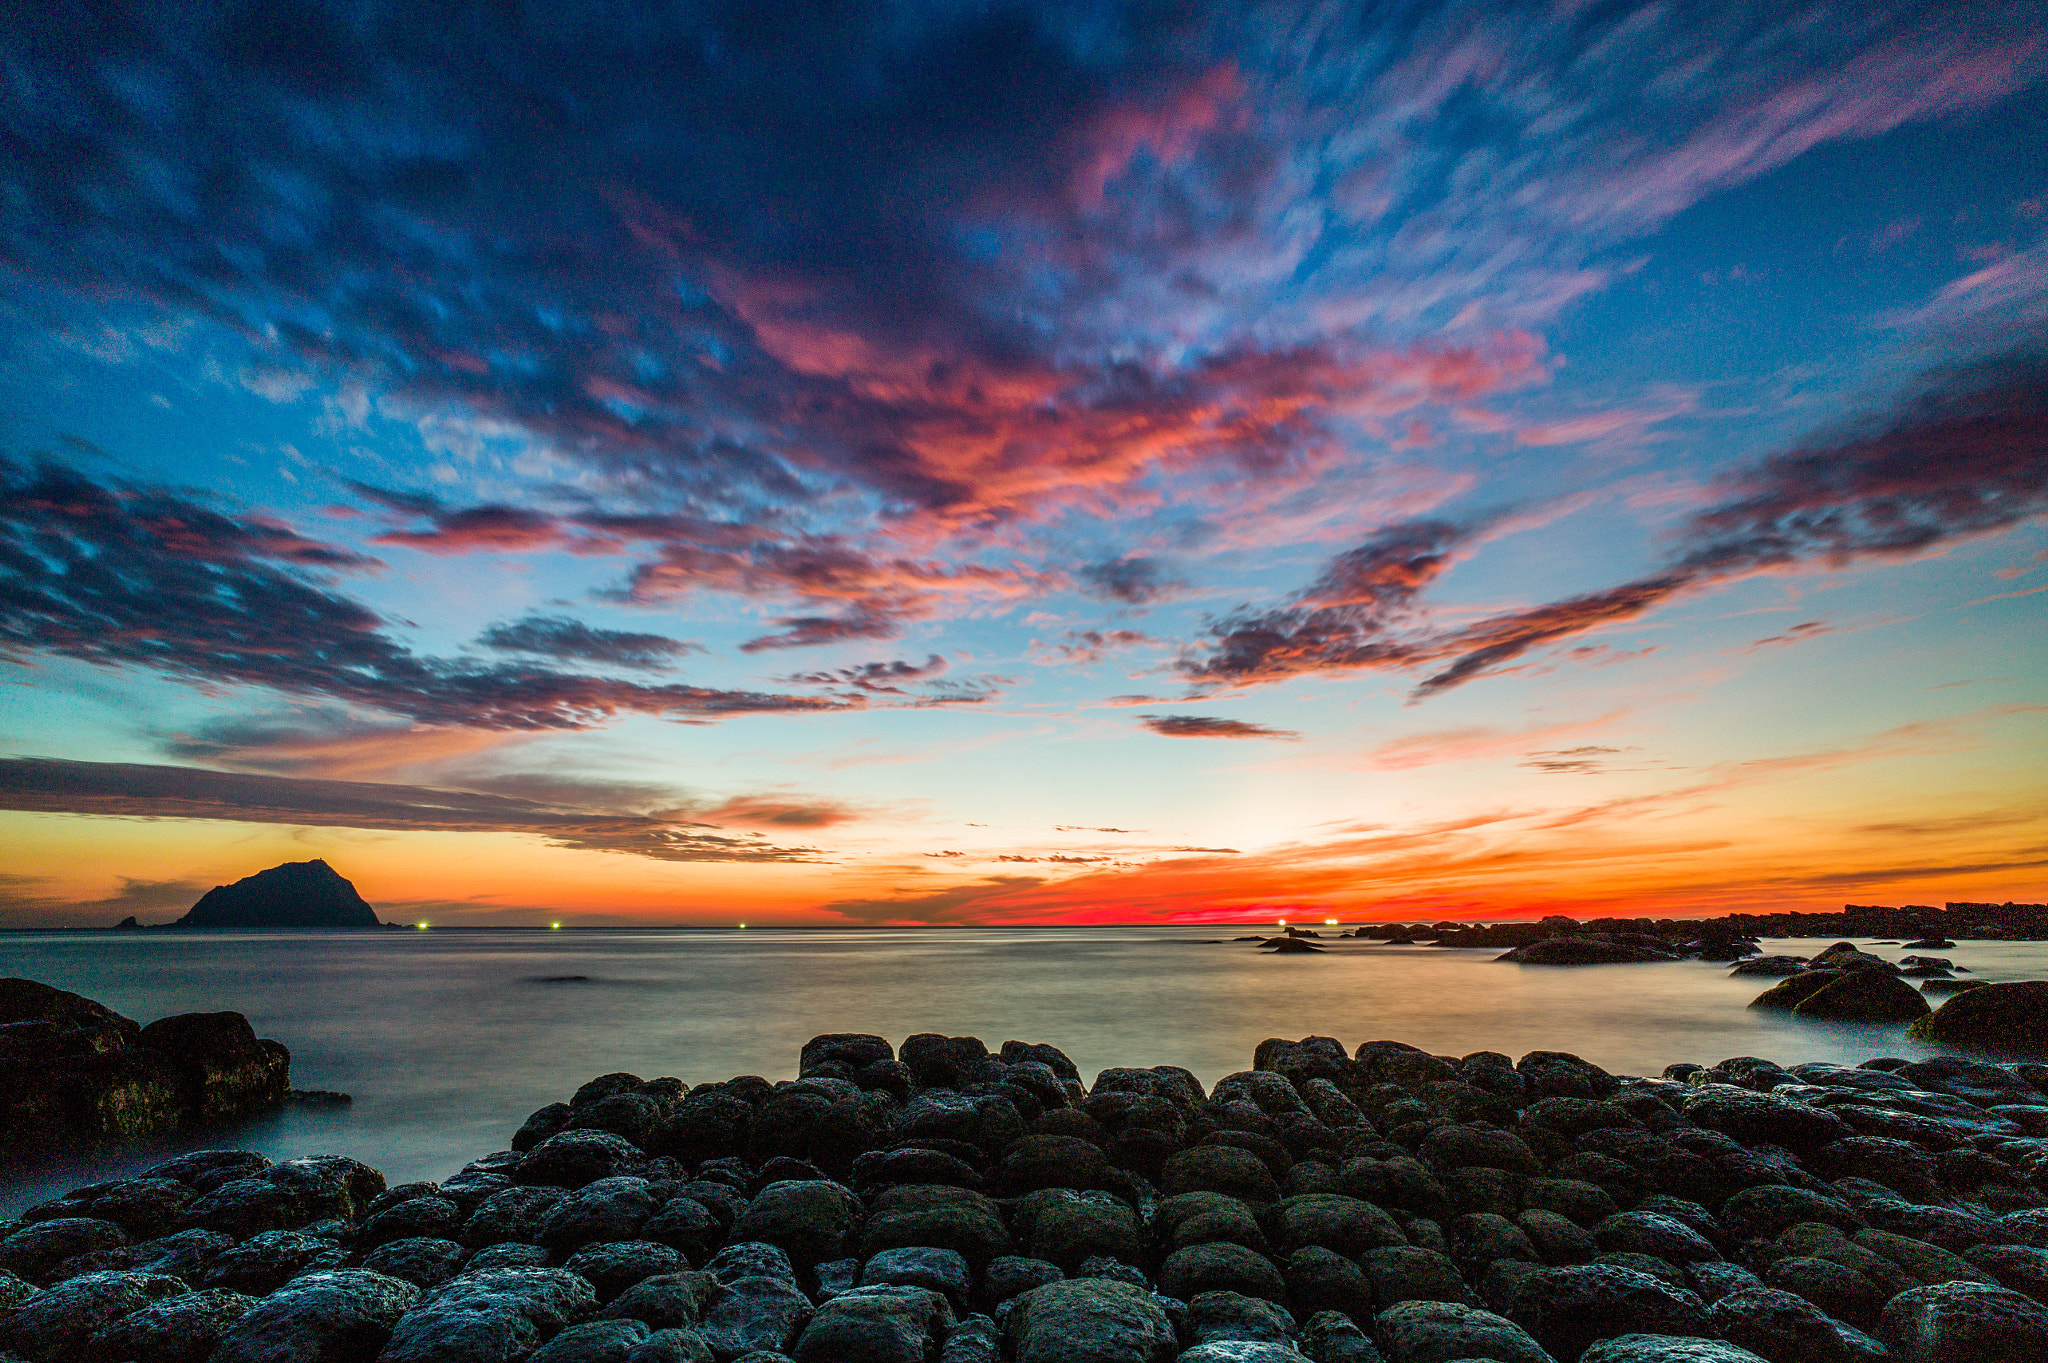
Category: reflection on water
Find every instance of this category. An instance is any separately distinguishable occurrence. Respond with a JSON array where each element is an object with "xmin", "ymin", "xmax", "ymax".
[{"xmin": 3, "ymin": 927, "xmax": 2042, "ymax": 1211}]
